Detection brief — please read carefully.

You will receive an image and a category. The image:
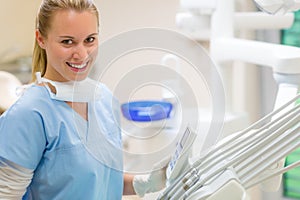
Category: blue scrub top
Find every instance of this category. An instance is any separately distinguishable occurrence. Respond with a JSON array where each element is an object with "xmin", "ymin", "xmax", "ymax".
[{"xmin": 0, "ymin": 85, "xmax": 124, "ymax": 200}]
